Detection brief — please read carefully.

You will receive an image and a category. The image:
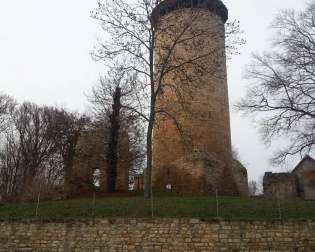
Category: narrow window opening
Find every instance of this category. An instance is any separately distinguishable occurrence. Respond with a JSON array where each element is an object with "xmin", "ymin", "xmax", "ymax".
[{"xmin": 93, "ymin": 169, "xmax": 101, "ymax": 188}]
